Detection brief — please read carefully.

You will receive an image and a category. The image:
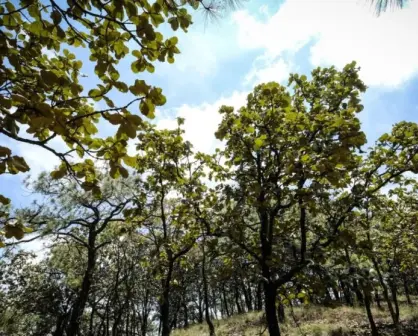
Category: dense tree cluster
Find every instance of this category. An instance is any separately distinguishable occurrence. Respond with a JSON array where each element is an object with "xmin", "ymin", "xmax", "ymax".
[{"xmin": 1, "ymin": 63, "xmax": 418, "ymax": 336}]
